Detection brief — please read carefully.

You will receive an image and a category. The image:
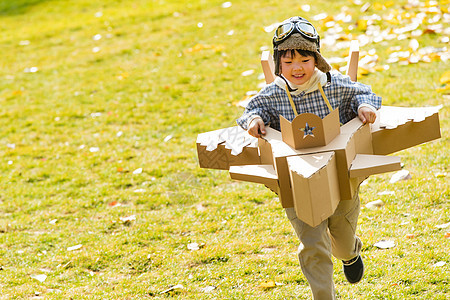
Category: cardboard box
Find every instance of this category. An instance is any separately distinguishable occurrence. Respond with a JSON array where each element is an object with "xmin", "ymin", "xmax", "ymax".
[{"xmin": 280, "ymin": 109, "xmax": 341, "ymax": 149}]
